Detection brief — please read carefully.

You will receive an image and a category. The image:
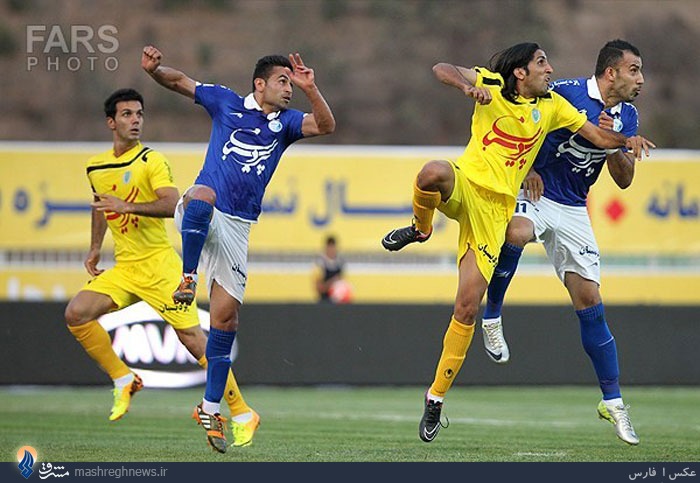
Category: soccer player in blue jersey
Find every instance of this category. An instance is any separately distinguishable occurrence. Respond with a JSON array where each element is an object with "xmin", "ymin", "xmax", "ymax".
[
  {"xmin": 142, "ymin": 45, "xmax": 335, "ymax": 452},
  {"xmin": 481, "ymin": 40, "xmax": 645, "ymax": 445}
]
